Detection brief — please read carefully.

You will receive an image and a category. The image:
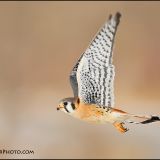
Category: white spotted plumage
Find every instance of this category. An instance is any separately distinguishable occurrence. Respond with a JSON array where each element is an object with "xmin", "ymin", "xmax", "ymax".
[{"xmin": 71, "ymin": 12, "xmax": 121, "ymax": 108}]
